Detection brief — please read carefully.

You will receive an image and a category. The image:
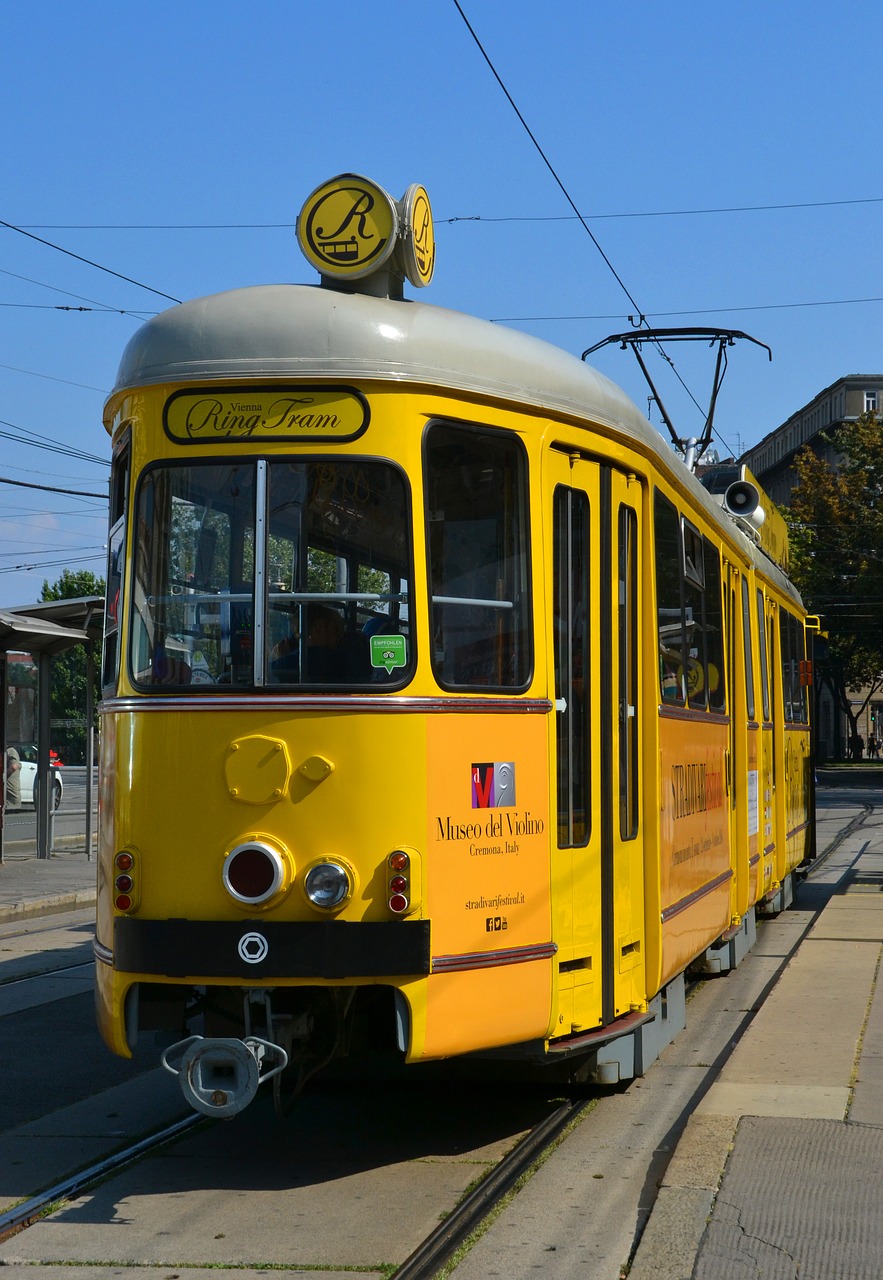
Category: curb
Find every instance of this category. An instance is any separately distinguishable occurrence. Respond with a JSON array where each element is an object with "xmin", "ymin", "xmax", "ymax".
[{"xmin": 0, "ymin": 888, "xmax": 97, "ymax": 925}]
